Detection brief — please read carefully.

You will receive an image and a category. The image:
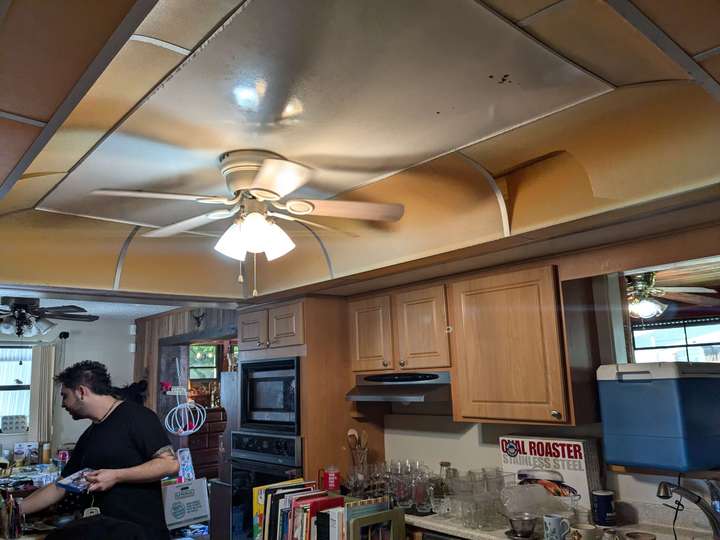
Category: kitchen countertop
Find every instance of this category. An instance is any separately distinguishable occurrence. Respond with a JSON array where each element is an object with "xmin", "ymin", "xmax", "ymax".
[{"xmin": 404, "ymin": 513, "xmax": 712, "ymax": 540}]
